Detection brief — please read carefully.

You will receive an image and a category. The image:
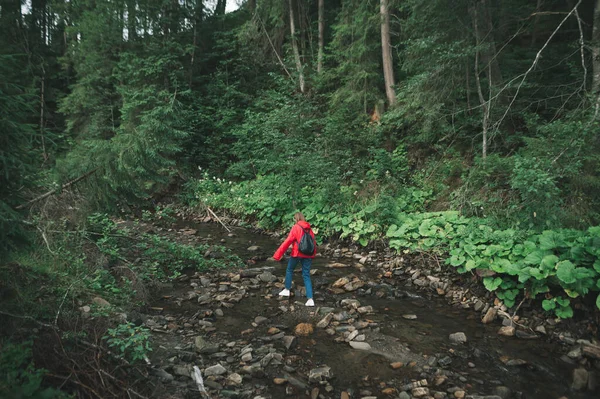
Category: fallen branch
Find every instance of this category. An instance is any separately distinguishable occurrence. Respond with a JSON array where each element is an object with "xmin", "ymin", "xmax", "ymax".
[
  {"xmin": 15, "ymin": 168, "xmax": 99, "ymax": 210},
  {"xmin": 207, "ymin": 207, "xmax": 232, "ymax": 232}
]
